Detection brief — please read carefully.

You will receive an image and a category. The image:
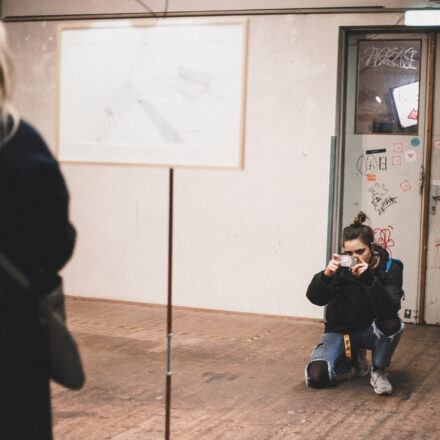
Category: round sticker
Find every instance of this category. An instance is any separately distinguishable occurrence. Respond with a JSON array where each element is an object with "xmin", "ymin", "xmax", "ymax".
[
  {"xmin": 356, "ymin": 154, "xmax": 378, "ymax": 175},
  {"xmin": 405, "ymin": 150, "xmax": 417, "ymax": 163},
  {"xmin": 411, "ymin": 137, "xmax": 420, "ymax": 147}
]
